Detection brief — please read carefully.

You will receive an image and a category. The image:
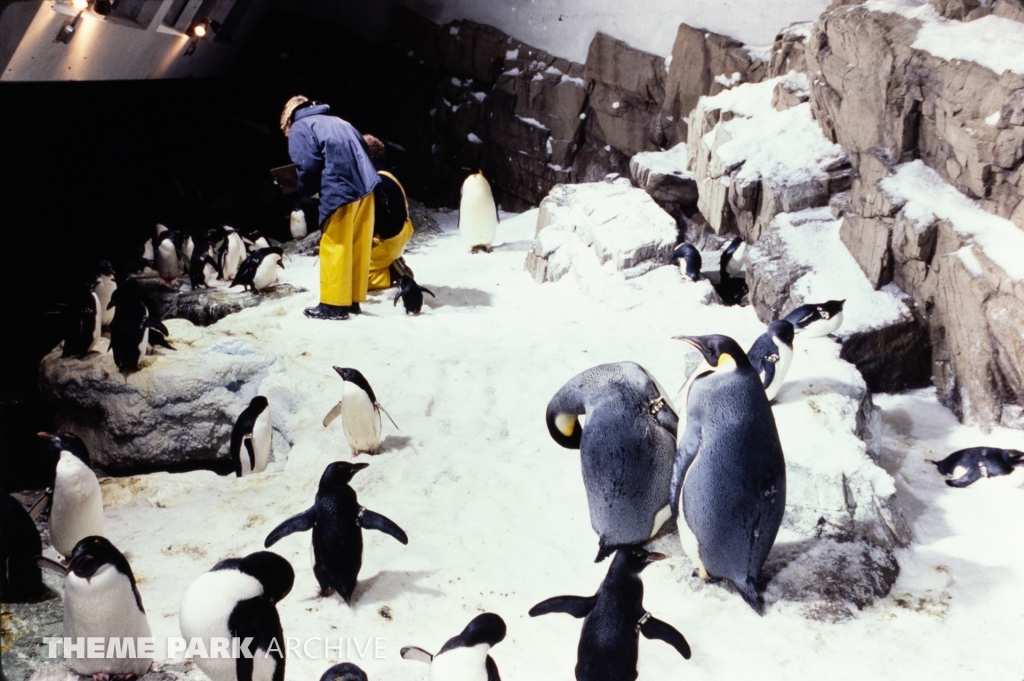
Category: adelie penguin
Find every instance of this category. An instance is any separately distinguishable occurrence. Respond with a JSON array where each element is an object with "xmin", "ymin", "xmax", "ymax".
[
  {"xmin": 36, "ymin": 432, "xmax": 104, "ymax": 560},
  {"xmin": 547, "ymin": 362, "xmax": 679, "ymax": 562},
  {"xmin": 108, "ymin": 278, "xmax": 174, "ymax": 372},
  {"xmin": 324, "ymin": 367, "xmax": 398, "ymax": 456},
  {"xmin": 782, "ymin": 299, "xmax": 845, "ymax": 338},
  {"xmin": 928, "ymin": 447, "xmax": 1024, "ymax": 488},
  {"xmin": 220, "ymin": 227, "xmax": 248, "ymax": 281},
  {"xmin": 671, "ymin": 335, "xmax": 786, "ymax": 615},
  {"xmin": 92, "ymin": 260, "xmax": 117, "ymax": 327},
  {"xmin": 401, "ymin": 612, "xmax": 506, "ymax": 681},
  {"xmin": 1, "ymin": 485, "xmax": 47, "ymax": 602},
  {"xmin": 154, "ymin": 227, "xmax": 181, "ymax": 286},
  {"xmin": 189, "ymin": 229, "xmax": 223, "ymax": 289},
  {"xmin": 264, "ymin": 461, "xmax": 407, "ymax": 604},
  {"xmin": 231, "ymin": 396, "xmax": 273, "ymax": 477},
  {"xmin": 231, "ymin": 247, "xmax": 285, "ymax": 294},
  {"xmin": 719, "ymin": 237, "xmax": 747, "ymax": 278},
  {"xmin": 393, "ymin": 275, "xmax": 436, "ymax": 315},
  {"xmin": 320, "ymin": 663, "xmax": 367, "ymax": 681},
  {"xmin": 529, "ymin": 547, "xmax": 690, "ymax": 681},
  {"xmin": 669, "ymin": 243, "xmax": 702, "ymax": 282},
  {"xmin": 290, "ymin": 208, "xmax": 308, "ymax": 240},
  {"xmin": 747, "ymin": 320, "xmax": 795, "ymax": 402},
  {"xmin": 459, "ymin": 170, "xmax": 499, "ymax": 253},
  {"xmin": 60, "ymin": 288, "xmax": 102, "ymax": 358},
  {"xmin": 179, "ymin": 551, "xmax": 294, "ymax": 681}
]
